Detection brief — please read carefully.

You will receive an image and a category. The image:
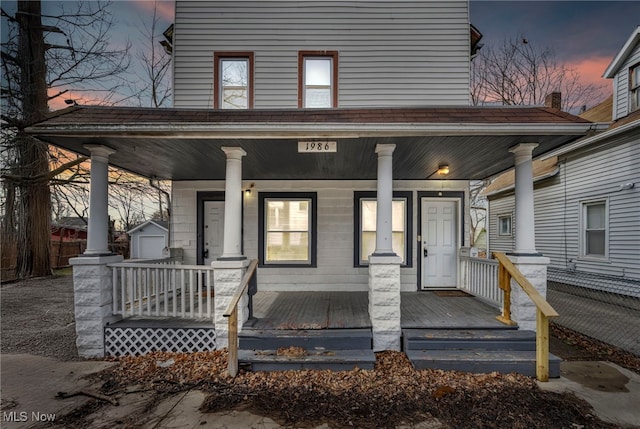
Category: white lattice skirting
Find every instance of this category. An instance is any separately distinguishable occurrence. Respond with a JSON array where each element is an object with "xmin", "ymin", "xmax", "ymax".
[{"xmin": 104, "ymin": 327, "xmax": 217, "ymax": 356}]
